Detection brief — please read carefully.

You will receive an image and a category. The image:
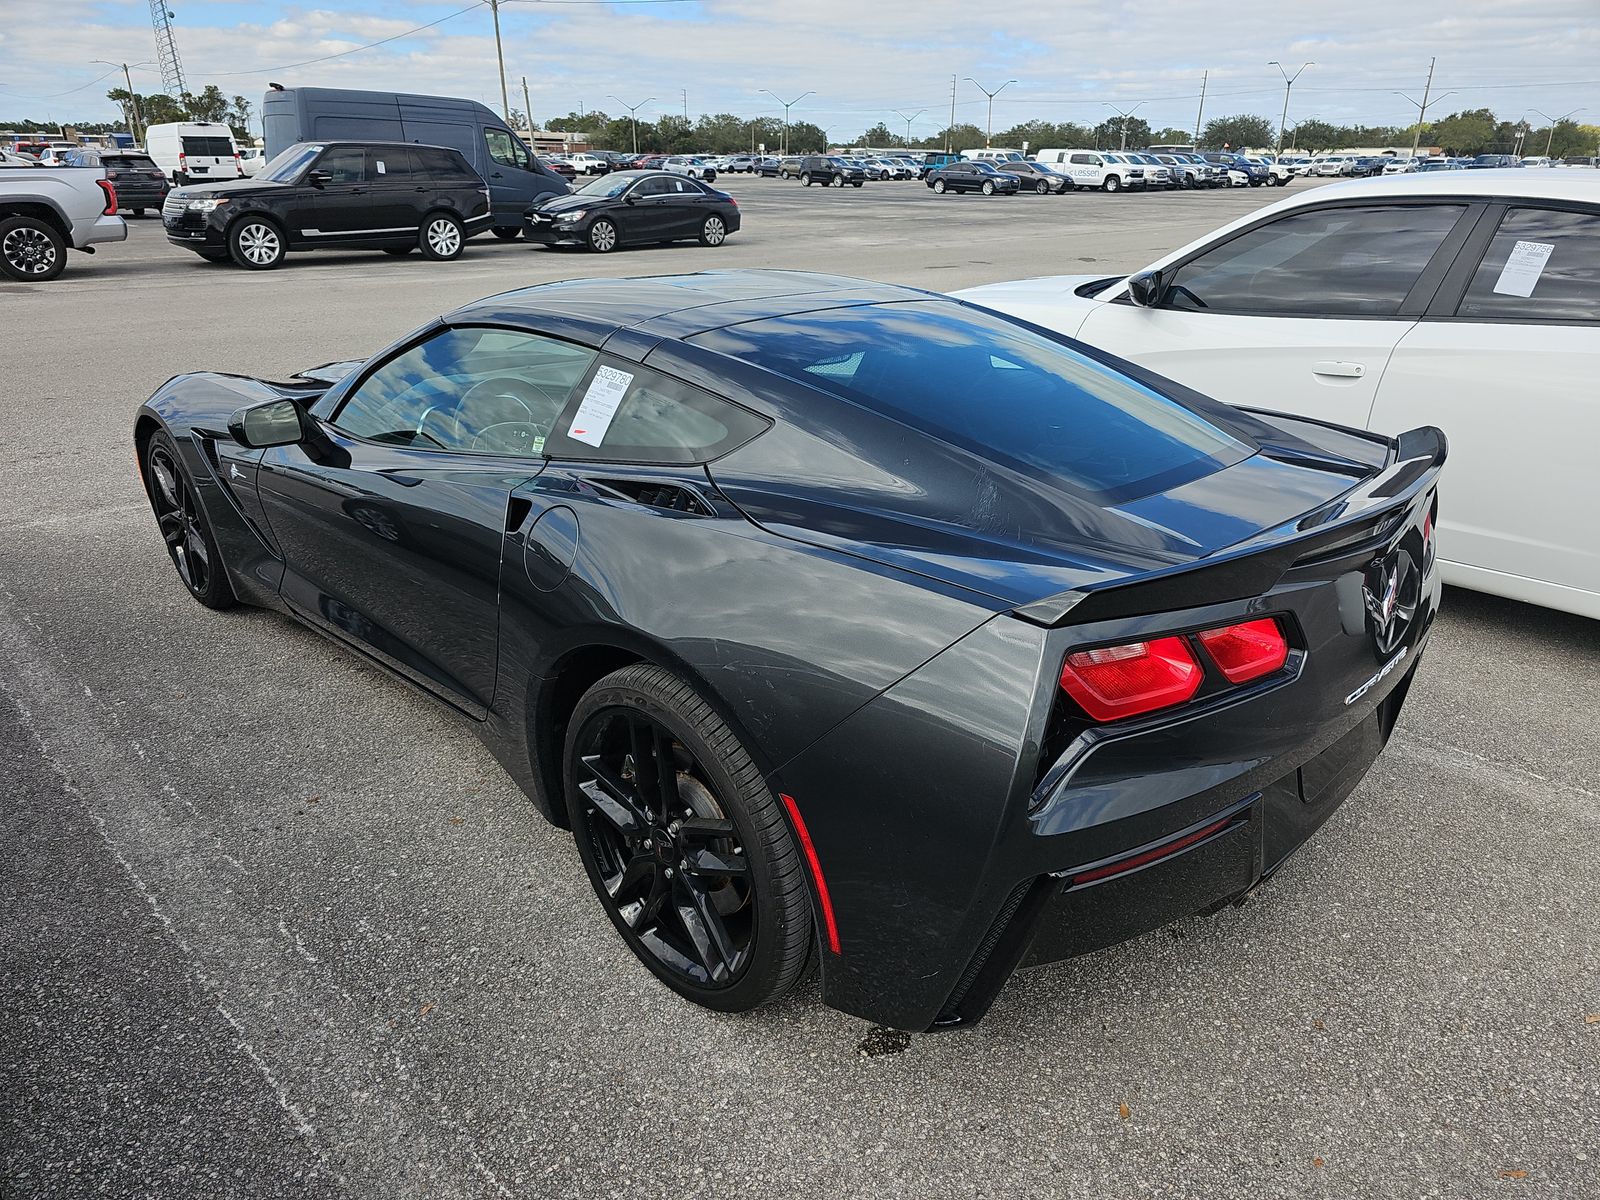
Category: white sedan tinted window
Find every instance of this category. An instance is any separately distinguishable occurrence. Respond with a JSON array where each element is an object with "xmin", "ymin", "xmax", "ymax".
[
  {"xmin": 1166, "ymin": 204, "xmax": 1465, "ymax": 317},
  {"xmin": 1458, "ymin": 208, "xmax": 1600, "ymax": 323}
]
